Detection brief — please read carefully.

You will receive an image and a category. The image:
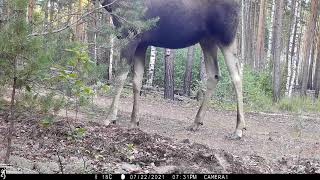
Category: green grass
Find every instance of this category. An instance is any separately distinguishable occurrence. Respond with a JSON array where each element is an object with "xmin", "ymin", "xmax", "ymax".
[{"xmin": 276, "ymin": 96, "xmax": 320, "ymax": 113}]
